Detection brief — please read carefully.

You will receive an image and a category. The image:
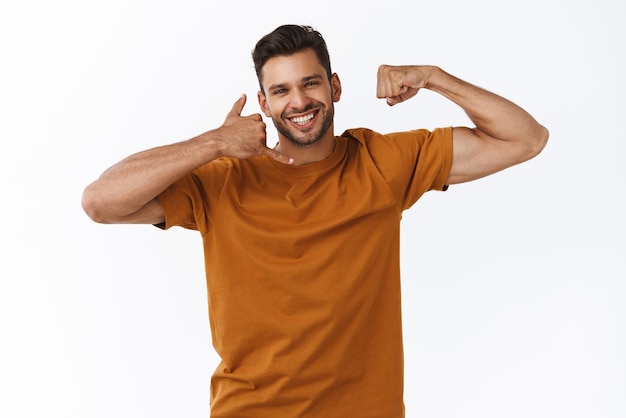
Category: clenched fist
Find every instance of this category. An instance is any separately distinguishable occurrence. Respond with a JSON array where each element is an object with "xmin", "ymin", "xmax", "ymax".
[{"xmin": 376, "ymin": 65, "xmax": 435, "ymax": 106}]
